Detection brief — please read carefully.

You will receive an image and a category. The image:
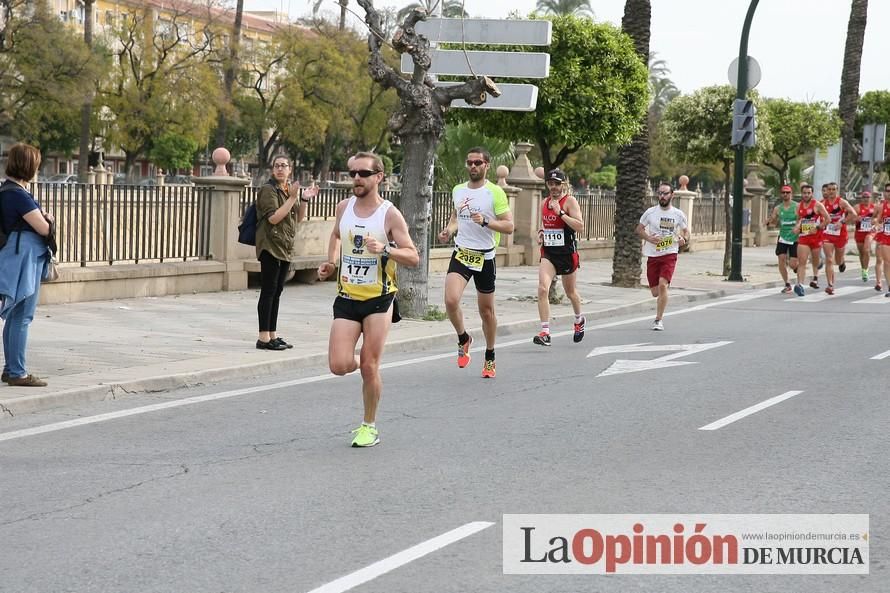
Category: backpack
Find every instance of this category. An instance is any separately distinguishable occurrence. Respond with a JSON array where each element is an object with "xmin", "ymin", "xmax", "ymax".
[{"xmin": 237, "ymin": 201, "xmax": 258, "ymax": 246}]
